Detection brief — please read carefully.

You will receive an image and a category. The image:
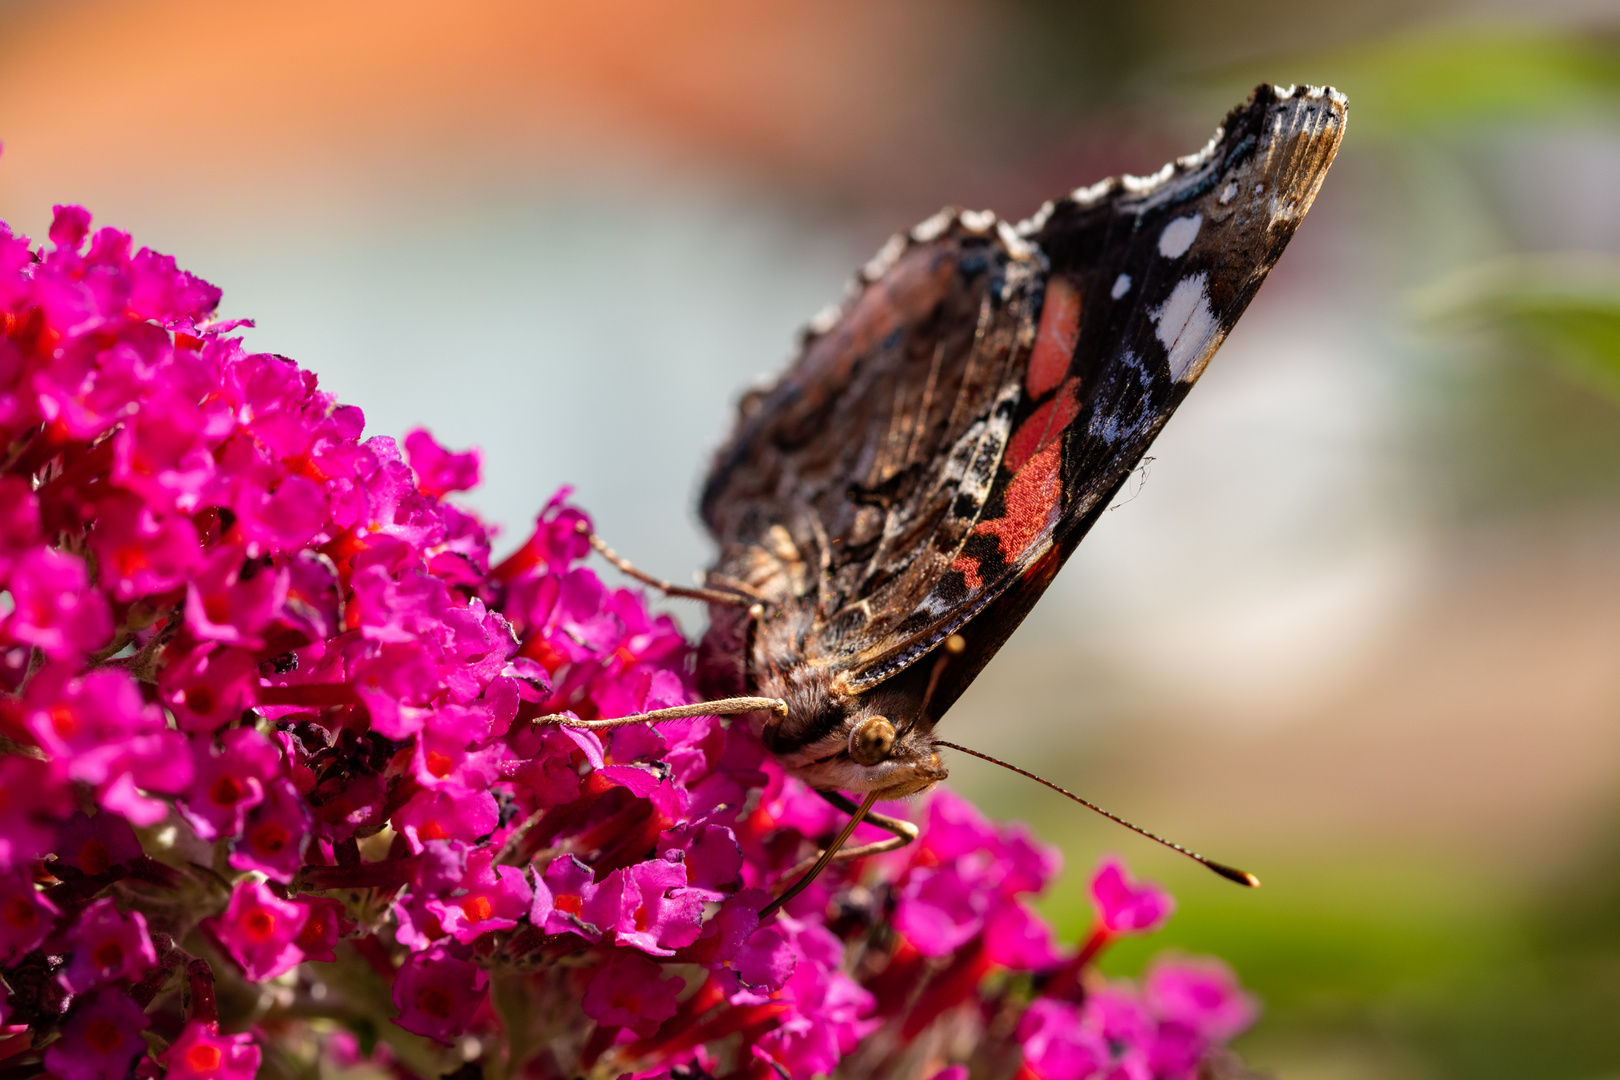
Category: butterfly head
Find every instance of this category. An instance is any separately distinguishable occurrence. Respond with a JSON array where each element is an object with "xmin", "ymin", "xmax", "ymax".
[{"xmin": 762, "ymin": 671, "xmax": 947, "ymax": 800}]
